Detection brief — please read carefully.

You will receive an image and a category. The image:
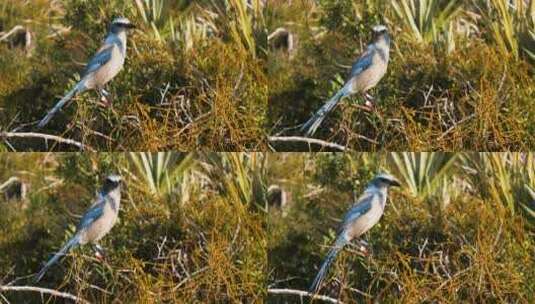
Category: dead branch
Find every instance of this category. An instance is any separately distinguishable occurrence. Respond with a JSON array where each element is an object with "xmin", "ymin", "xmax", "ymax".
[
  {"xmin": 0, "ymin": 177, "xmax": 21, "ymax": 193},
  {"xmin": 0, "ymin": 285, "xmax": 90, "ymax": 304},
  {"xmin": 0, "ymin": 26, "xmax": 25, "ymax": 42},
  {"xmin": 0, "ymin": 132, "xmax": 92, "ymax": 151},
  {"xmin": 268, "ymin": 27, "xmax": 296, "ymax": 58},
  {"xmin": 268, "ymin": 288, "xmax": 344, "ymax": 304},
  {"xmin": 268, "ymin": 136, "xmax": 349, "ymax": 151}
]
